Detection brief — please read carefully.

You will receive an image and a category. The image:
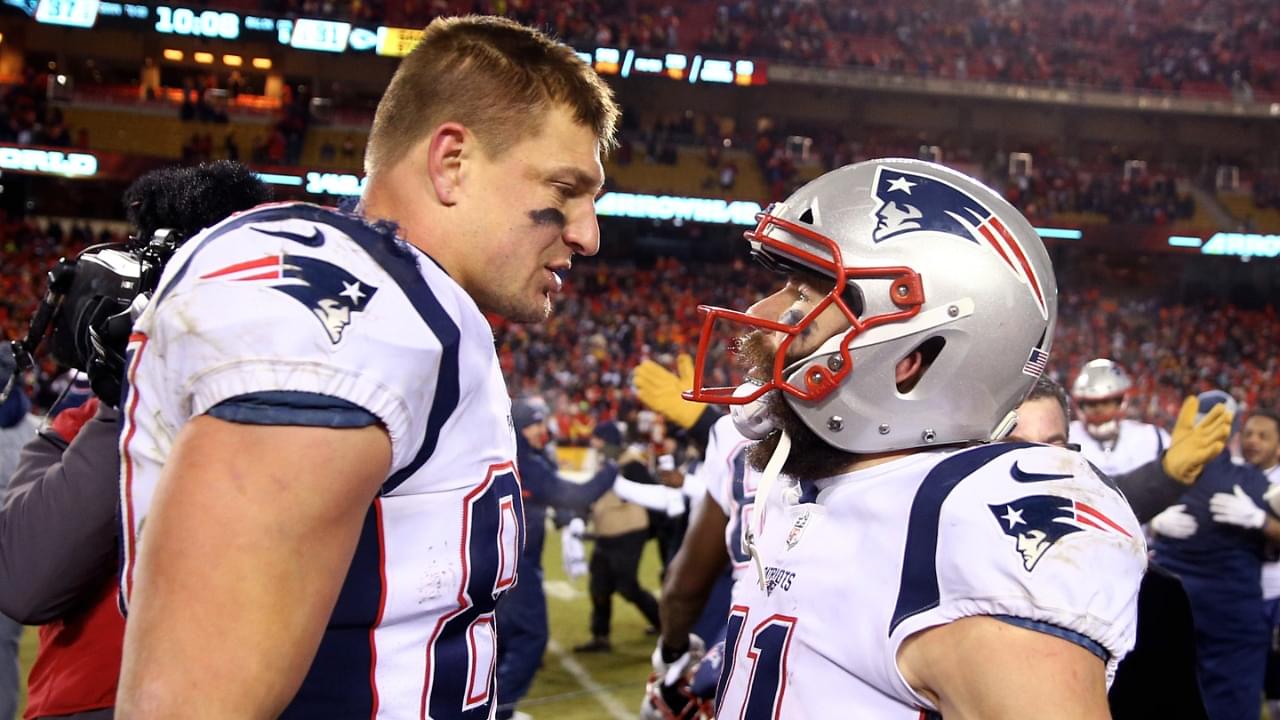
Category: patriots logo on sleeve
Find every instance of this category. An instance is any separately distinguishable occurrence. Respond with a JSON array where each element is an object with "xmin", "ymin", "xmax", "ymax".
[
  {"xmin": 200, "ymin": 254, "xmax": 378, "ymax": 344},
  {"xmin": 988, "ymin": 495, "xmax": 1132, "ymax": 571},
  {"xmin": 870, "ymin": 166, "xmax": 1047, "ymax": 318}
]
